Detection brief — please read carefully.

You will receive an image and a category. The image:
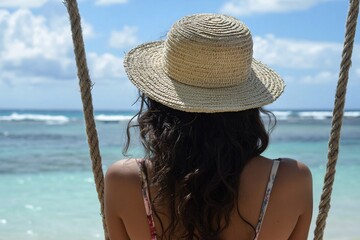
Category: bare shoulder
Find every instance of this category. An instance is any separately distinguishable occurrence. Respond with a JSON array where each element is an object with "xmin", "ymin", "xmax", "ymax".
[
  {"xmin": 277, "ymin": 159, "xmax": 313, "ymax": 239},
  {"xmin": 104, "ymin": 159, "xmax": 143, "ymax": 216},
  {"xmin": 278, "ymin": 158, "xmax": 312, "ymax": 183},
  {"xmin": 105, "ymin": 158, "xmax": 140, "ymax": 182},
  {"xmin": 277, "ymin": 158, "xmax": 313, "ymax": 213},
  {"xmin": 105, "ymin": 158, "xmax": 141, "ymax": 190}
]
